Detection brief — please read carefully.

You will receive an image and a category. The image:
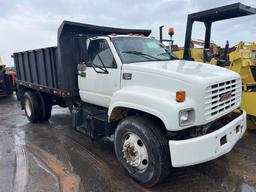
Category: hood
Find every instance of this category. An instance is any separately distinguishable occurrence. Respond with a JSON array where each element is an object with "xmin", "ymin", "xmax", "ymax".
[{"xmin": 122, "ymin": 60, "xmax": 240, "ymax": 85}]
